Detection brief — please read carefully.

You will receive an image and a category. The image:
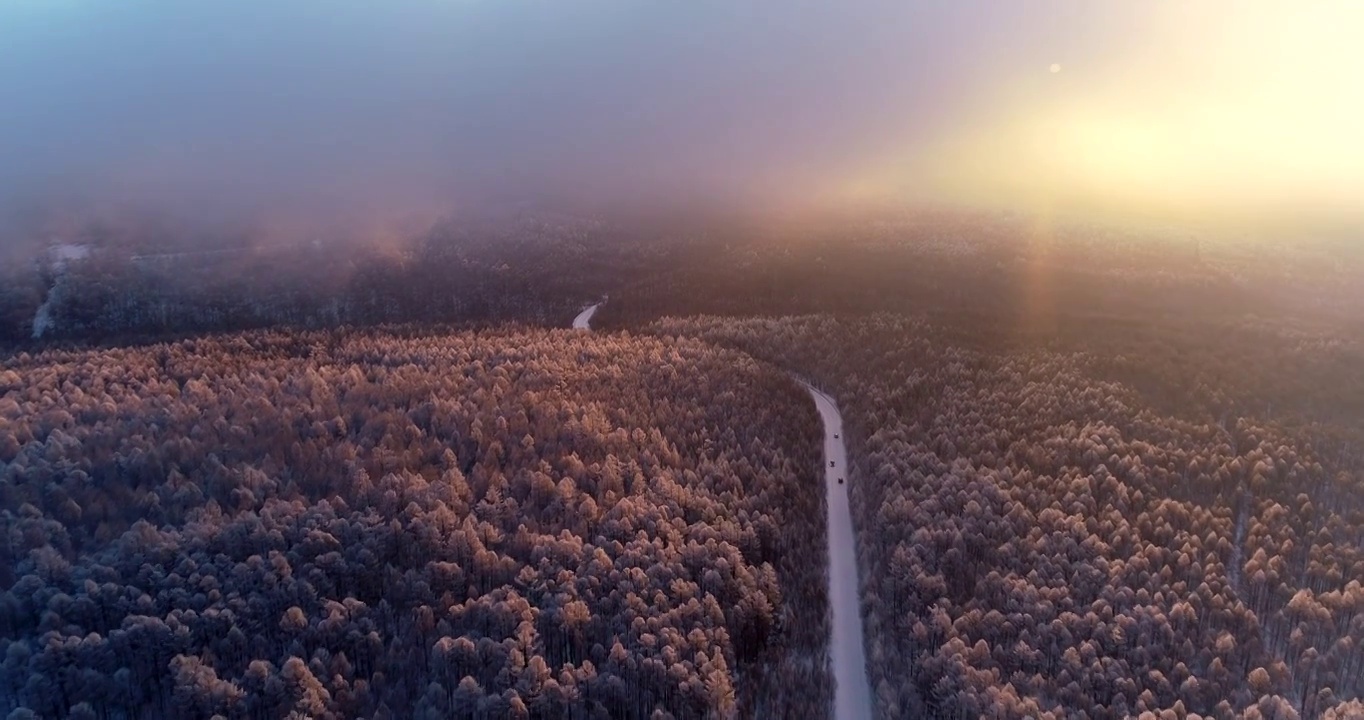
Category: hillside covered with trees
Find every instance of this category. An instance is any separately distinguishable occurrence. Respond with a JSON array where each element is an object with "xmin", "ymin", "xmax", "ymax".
[{"xmin": 0, "ymin": 327, "xmax": 830, "ymax": 718}]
